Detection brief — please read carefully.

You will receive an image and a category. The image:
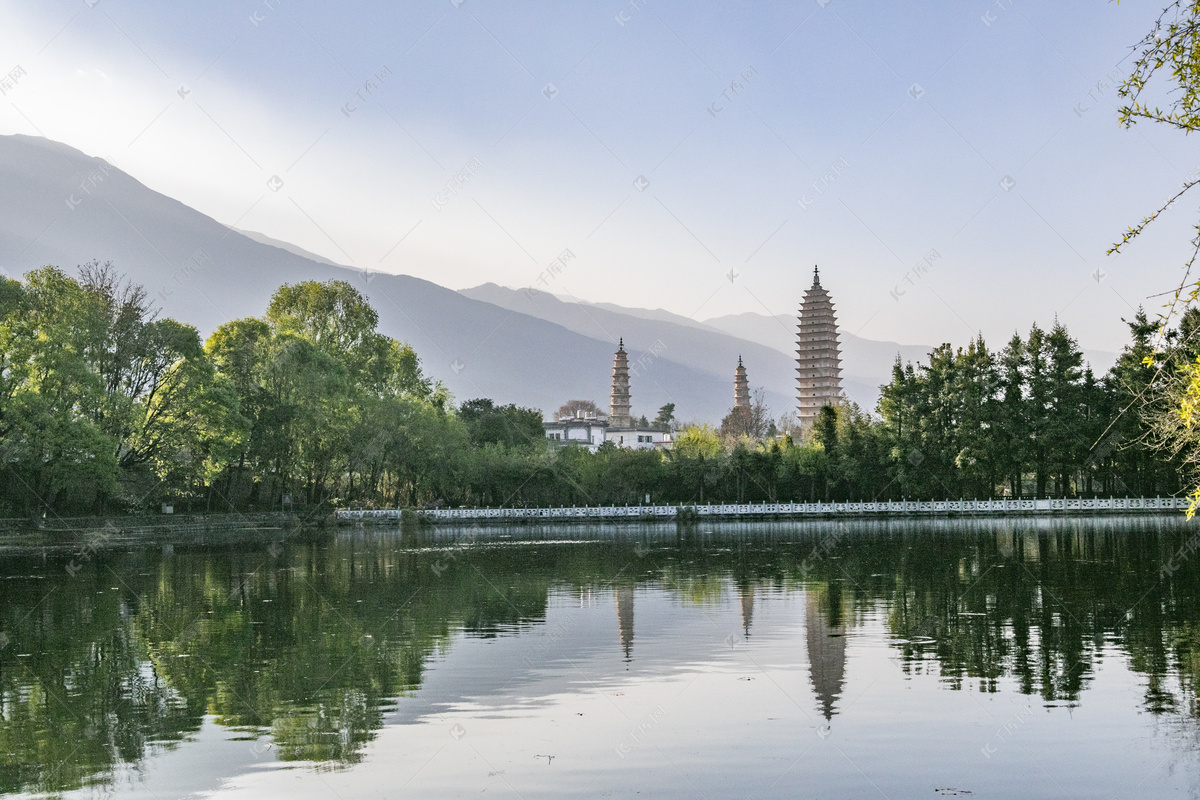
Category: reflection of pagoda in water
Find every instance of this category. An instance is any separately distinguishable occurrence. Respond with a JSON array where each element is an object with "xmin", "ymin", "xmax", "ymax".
[
  {"xmin": 738, "ymin": 582, "xmax": 755, "ymax": 637},
  {"xmin": 805, "ymin": 585, "xmax": 848, "ymax": 721},
  {"xmin": 616, "ymin": 586, "xmax": 634, "ymax": 661}
]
